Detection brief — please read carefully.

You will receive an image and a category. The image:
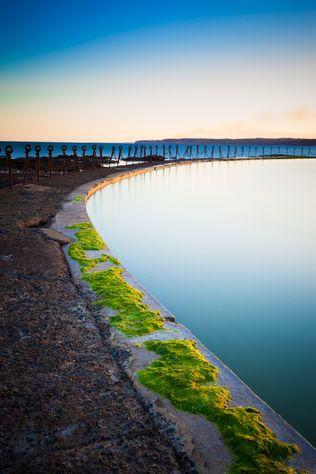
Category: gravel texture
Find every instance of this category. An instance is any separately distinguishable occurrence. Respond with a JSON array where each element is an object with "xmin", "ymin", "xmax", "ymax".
[{"xmin": 0, "ymin": 166, "xmax": 188, "ymax": 473}]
